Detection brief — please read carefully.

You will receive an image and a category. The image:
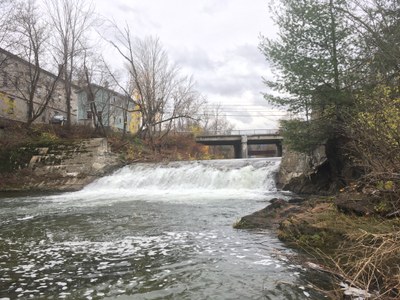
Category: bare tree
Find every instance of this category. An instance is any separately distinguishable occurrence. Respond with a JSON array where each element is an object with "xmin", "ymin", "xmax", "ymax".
[
  {"xmin": 158, "ymin": 76, "xmax": 204, "ymax": 137},
  {"xmin": 0, "ymin": 0, "xmax": 15, "ymax": 50},
  {"xmin": 108, "ymin": 25, "xmax": 203, "ymax": 149},
  {"xmin": 100, "ymin": 59, "xmax": 140, "ymax": 139},
  {"xmin": 200, "ymin": 103, "xmax": 234, "ymax": 134},
  {"xmin": 46, "ymin": 0, "xmax": 94, "ymax": 128},
  {"xmin": 167, "ymin": 77, "xmax": 205, "ymax": 134},
  {"xmin": 77, "ymin": 49, "xmax": 115, "ymax": 136},
  {"xmin": 0, "ymin": 0, "xmax": 18, "ymax": 71},
  {"xmin": 11, "ymin": 0, "xmax": 62, "ymax": 127}
]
